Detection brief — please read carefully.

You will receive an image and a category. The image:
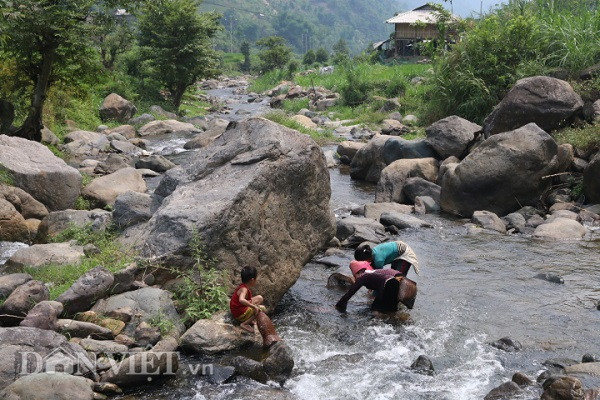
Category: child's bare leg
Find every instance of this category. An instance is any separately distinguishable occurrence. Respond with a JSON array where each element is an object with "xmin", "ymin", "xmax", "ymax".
[
  {"xmin": 240, "ymin": 314, "xmax": 257, "ymax": 332},
  {"xmin": 251, "ymin": 295, "xmax": 263, "ymax": 306}
]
